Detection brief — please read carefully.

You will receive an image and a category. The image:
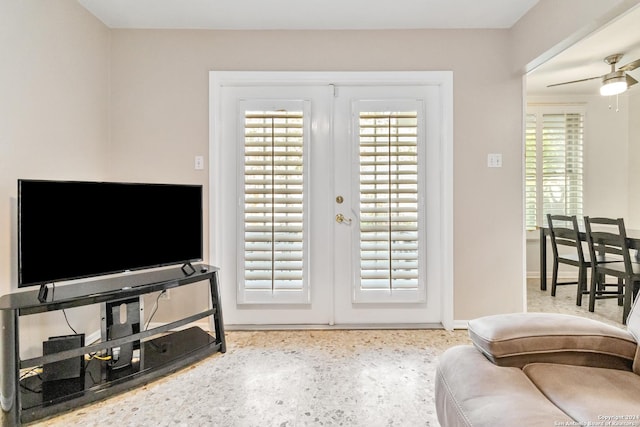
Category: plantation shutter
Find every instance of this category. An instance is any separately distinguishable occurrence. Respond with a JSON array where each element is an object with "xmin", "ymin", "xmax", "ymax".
[
  {"xmin": 358, "ymin": 111, "xmax": 421, "ymax": 295},
  {"xmin": 525, "ymin": 107, "xmax": 584, "ymax": 230},
  {"xmin": 541, "ymin": 113, "xmax": 583, "ymax": 223},
  {"xmin": 525, "ymin": 113, "xmax": 537, "ymax": 230},
  {"xmin": 240, "ymin": 107, "xmax": 308, "ymax": 303}
]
